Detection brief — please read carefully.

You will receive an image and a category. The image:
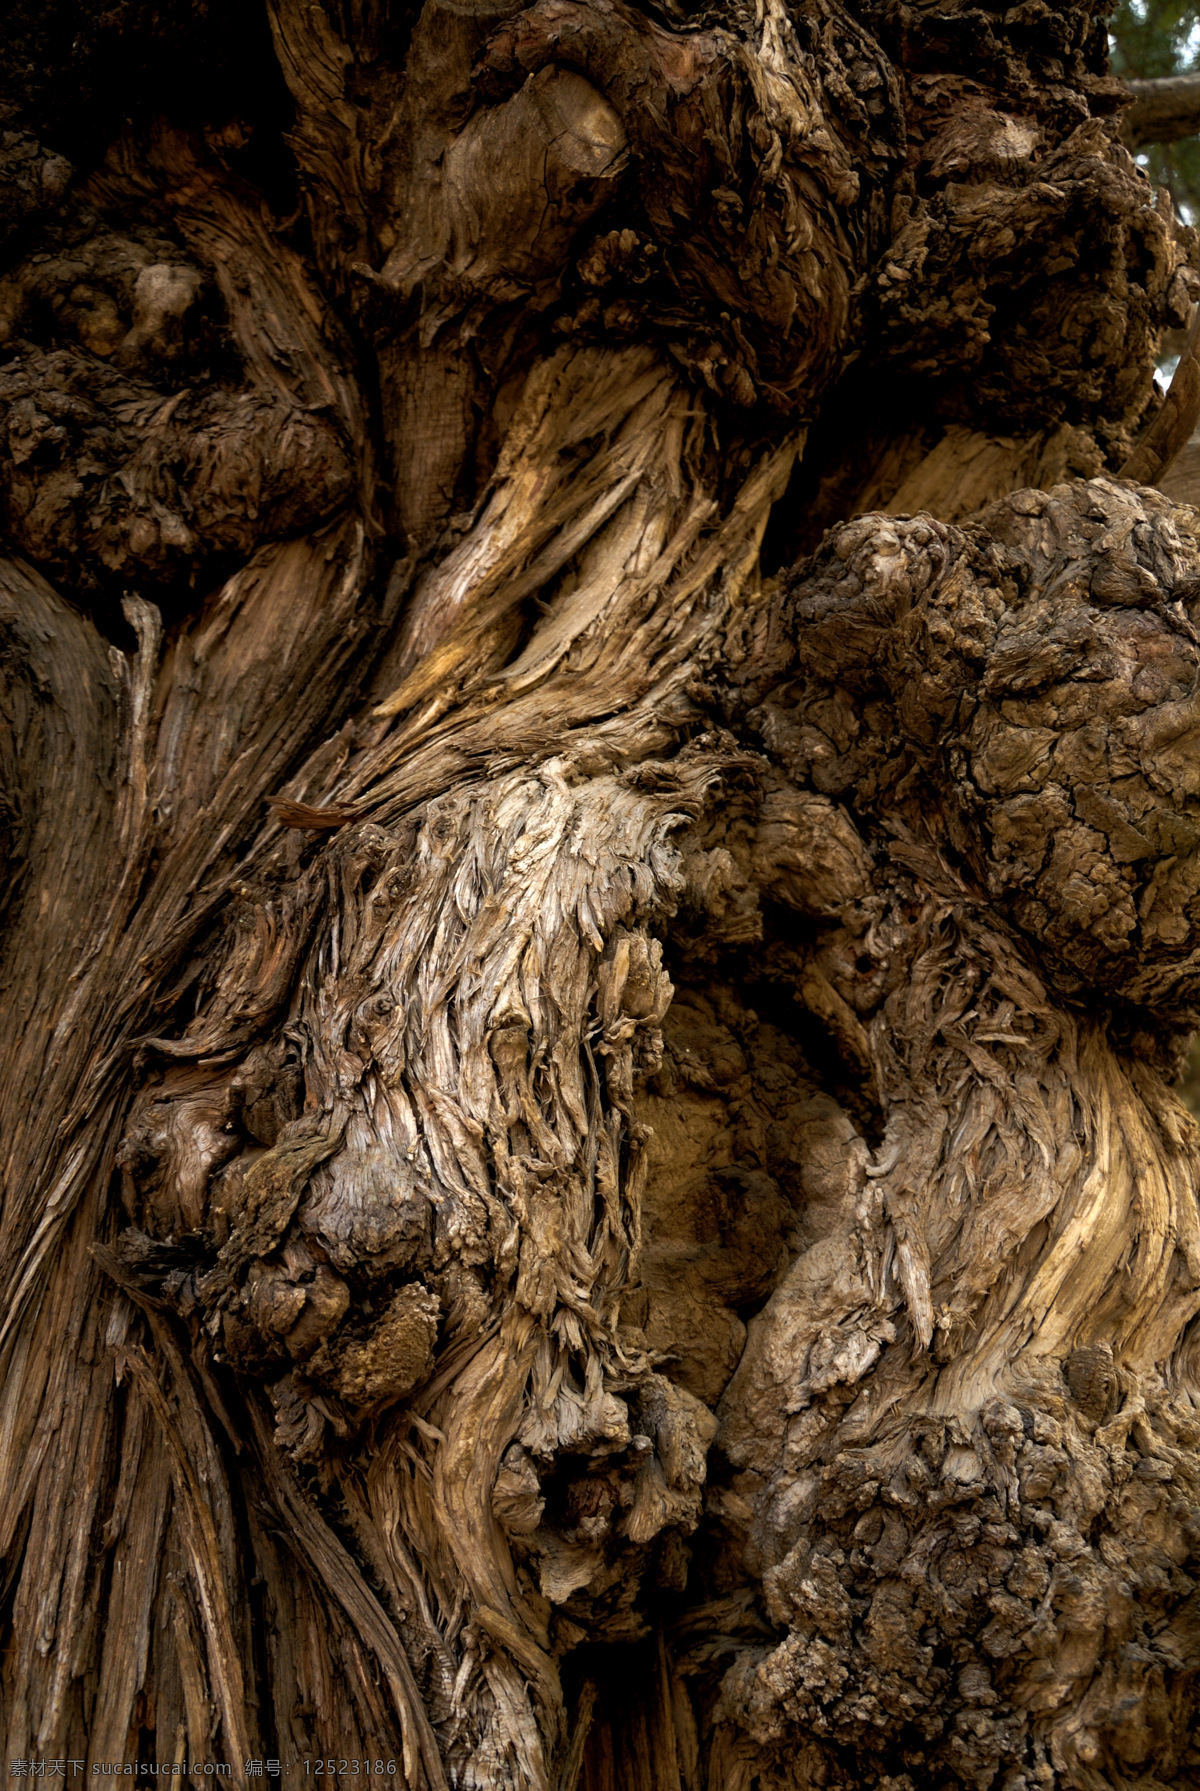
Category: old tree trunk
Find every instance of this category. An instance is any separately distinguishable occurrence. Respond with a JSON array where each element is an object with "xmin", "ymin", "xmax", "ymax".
[{"xmin": 6, "ymin": 0, "xmax": 1200, "ymax": 1784}]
